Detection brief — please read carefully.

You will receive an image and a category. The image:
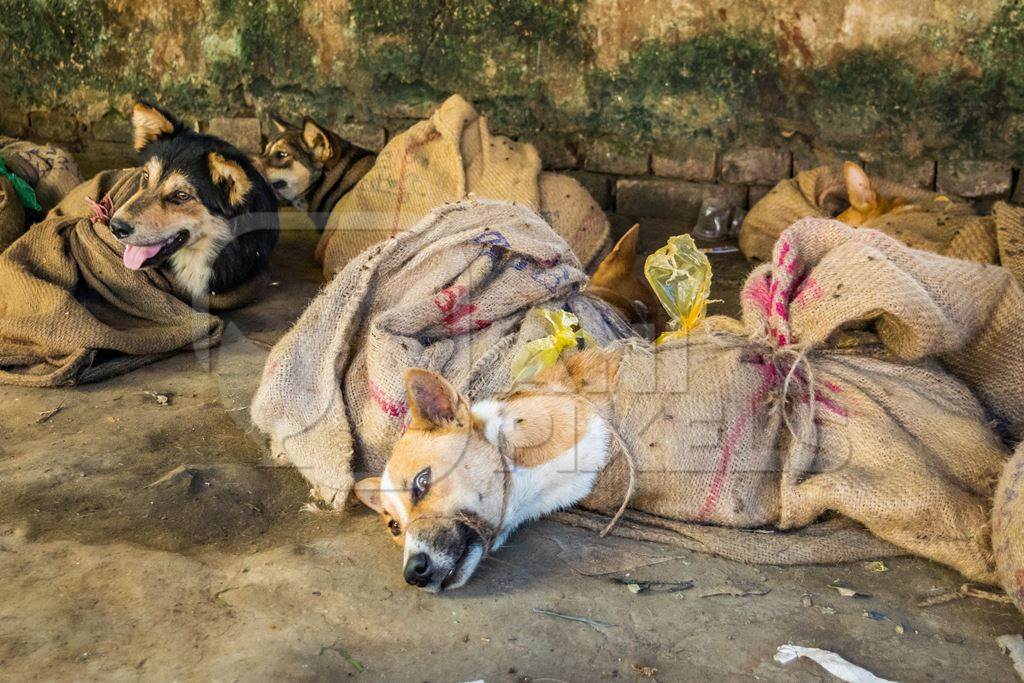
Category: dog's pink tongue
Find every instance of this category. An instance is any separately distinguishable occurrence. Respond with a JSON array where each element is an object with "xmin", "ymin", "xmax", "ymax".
[{"xmin": 122, "ymin": 243, "xmax": 163, "ymax": 270}]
